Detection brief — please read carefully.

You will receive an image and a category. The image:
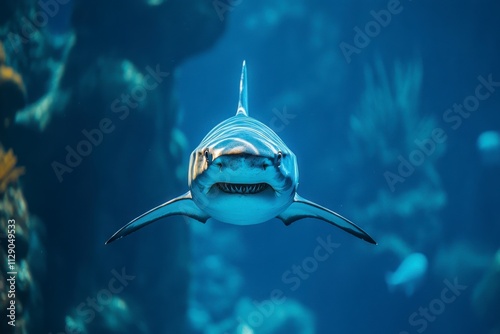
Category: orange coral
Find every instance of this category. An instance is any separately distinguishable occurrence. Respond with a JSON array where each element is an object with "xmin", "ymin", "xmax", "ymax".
[
  {"xmin": 0, "ymin": 147, "xmax": 25, "ymax": 193},
  {"xmin": 0, "ymin": 65, "xmax": 25, "ymax": 93},
  {"xmin": 0, "ymin": 41, "xmax": 26, "ymax": 127}
]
